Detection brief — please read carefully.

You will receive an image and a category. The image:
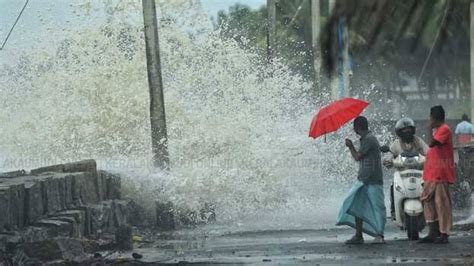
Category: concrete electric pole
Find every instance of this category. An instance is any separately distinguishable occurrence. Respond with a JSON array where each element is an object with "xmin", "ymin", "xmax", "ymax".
[{"xmin": 142, "ymin": 0, "xmax": 170, "ymax": 170}]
